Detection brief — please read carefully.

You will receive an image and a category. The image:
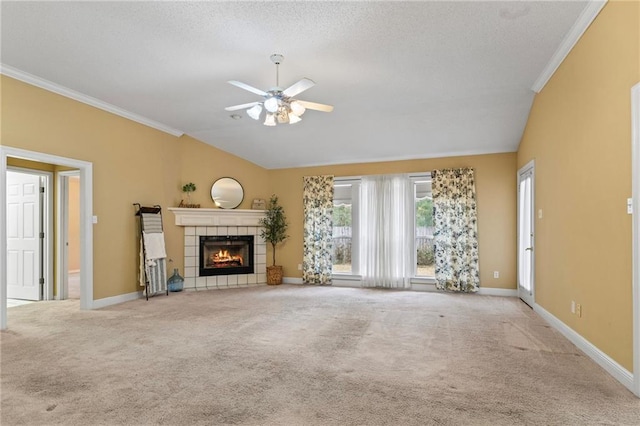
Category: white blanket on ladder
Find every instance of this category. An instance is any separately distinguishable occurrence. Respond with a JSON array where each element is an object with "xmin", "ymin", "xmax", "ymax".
[
  {"xmin": 140, "ymin": 234, "xmax": 167, "ymax": 295},
  {"xmin": 143, "ymin": 231, "xmax": 167, "ymax": 260}
]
